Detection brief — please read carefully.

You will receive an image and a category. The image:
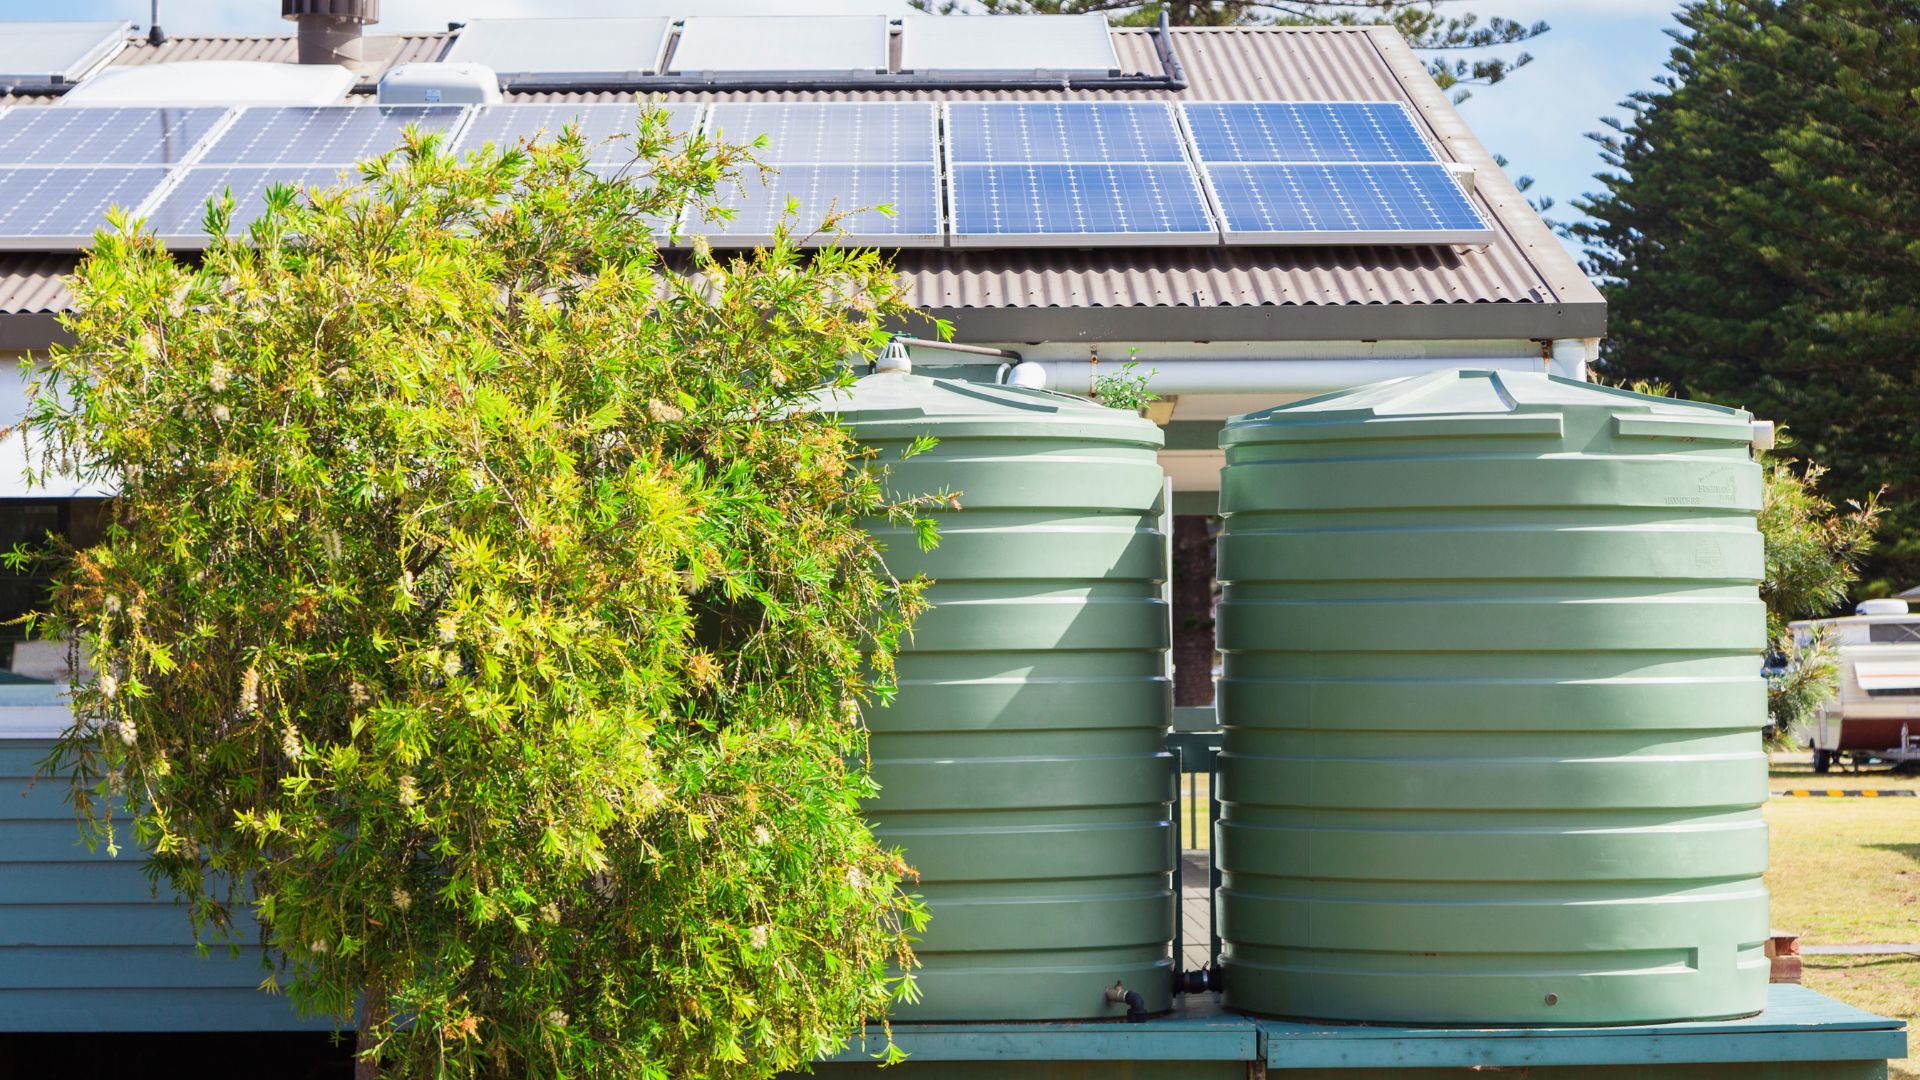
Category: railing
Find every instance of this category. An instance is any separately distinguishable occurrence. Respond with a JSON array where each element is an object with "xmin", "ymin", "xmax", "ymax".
[{"xmin": 1168, "ymin": 705, "xmax": 1223, "ymax": 987}]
